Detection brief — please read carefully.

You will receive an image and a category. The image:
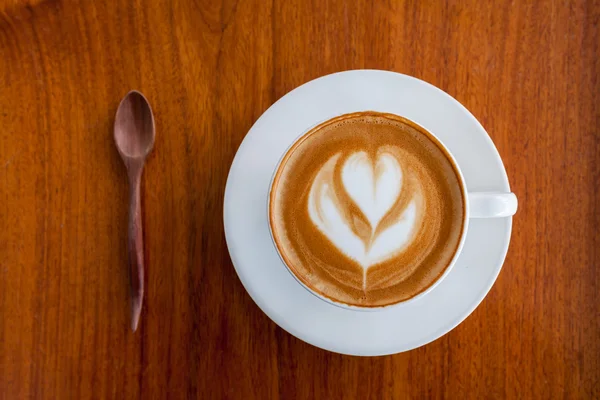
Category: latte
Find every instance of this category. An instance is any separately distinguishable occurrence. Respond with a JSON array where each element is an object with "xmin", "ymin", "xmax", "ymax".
[{"xmin": 269, "ymin": 112, "xmax": 465, "ymax": 307}]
